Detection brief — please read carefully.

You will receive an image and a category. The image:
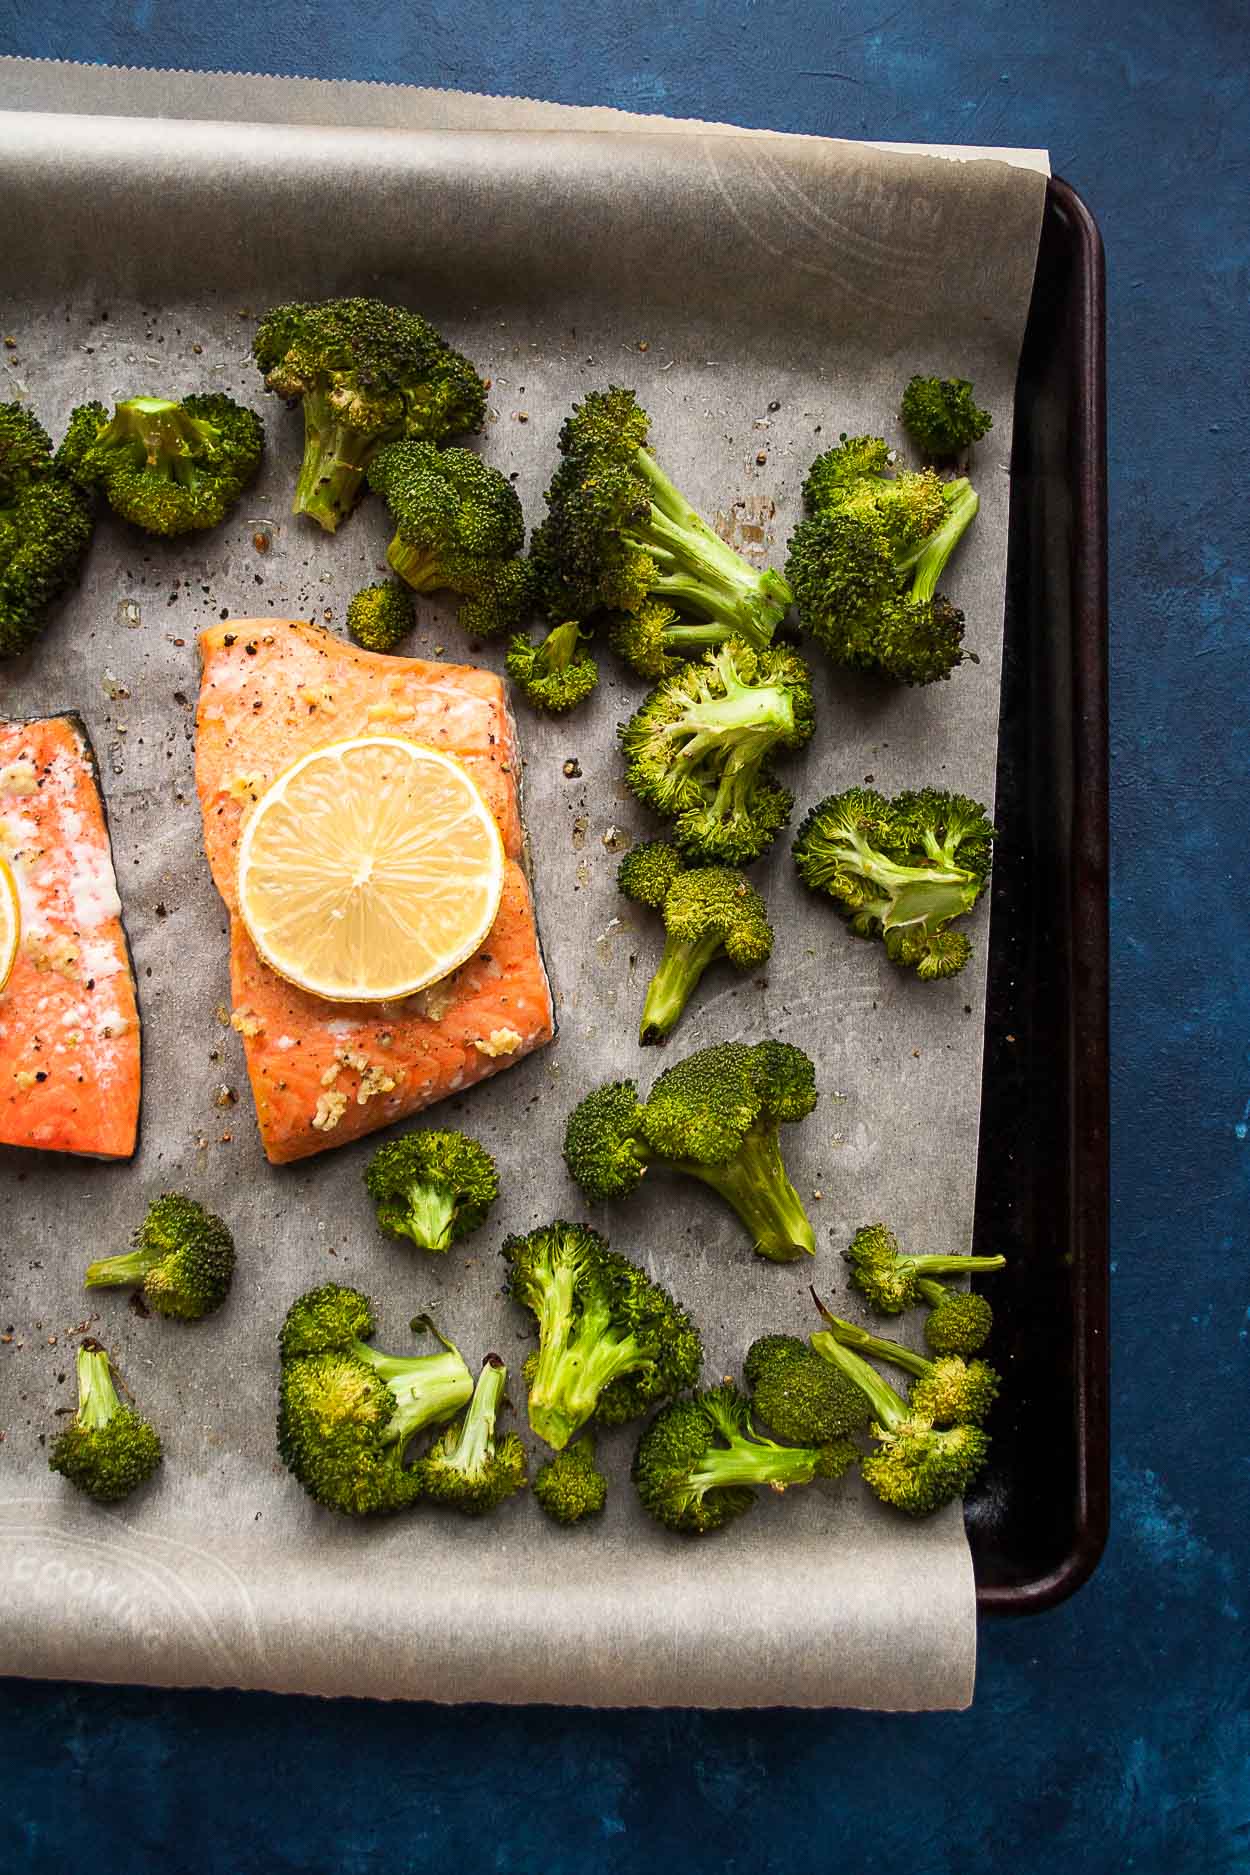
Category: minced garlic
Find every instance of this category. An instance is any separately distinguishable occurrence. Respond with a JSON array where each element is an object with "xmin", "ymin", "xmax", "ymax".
[
  {"xmin": 230, "ymin": 1007, "xmax": 265, "ymax": 1039},
  {"xmin": 311, "ymin": 1089, "xmax": 348, "ymax": 1132},
  {"xmin": 0, "ymin": 760, "xmax": 37, "ymax": 797},
  {"xmin": 473, "ymin": 1027, "xmax": 522, "ymax": 1059}
]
